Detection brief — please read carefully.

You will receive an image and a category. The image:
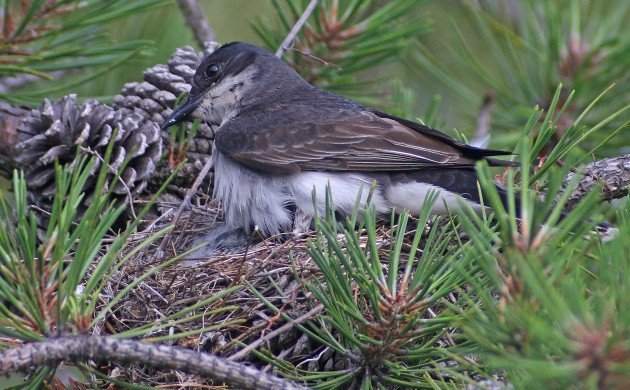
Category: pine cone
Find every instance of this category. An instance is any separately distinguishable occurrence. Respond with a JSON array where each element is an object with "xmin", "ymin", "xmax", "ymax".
[
  {"xmin": 113, "ymin": 44, "xmax": 218, "ymax": 188},
  {"xmin": 15, "ymin": 94, "xmax": 162, "ymax": 216},
  {"xmin": 0, "ymin": 101, "xmax": 30, "ymax": 177}
]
